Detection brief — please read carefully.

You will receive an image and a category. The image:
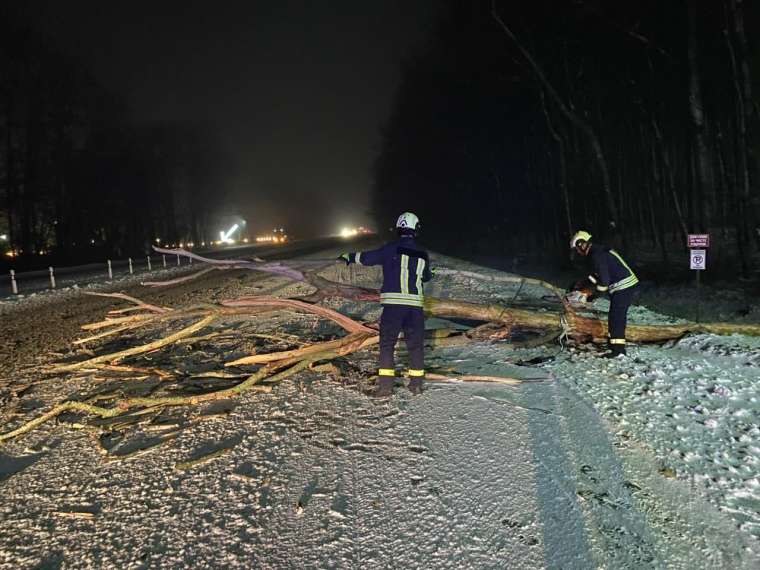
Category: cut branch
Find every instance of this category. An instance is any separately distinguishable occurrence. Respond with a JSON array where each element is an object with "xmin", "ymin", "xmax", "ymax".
[{"xmin": 51, "ymin": 314, "xmax": 218, "ymax": 372}]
